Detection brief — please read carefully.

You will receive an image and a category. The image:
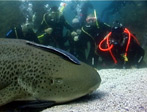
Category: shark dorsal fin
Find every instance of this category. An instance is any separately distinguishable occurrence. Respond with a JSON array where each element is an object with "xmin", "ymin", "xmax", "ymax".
[{"xmin": 26, "ymin": 41, "xmax": 80, "ymax": 65}]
